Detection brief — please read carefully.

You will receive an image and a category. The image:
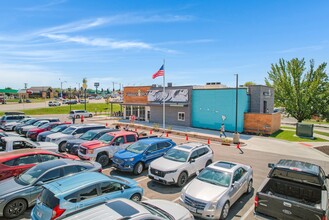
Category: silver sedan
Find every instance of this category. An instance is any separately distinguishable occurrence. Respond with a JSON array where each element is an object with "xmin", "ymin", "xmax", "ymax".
[{"xmin": 179, "ymin": 161, "xmax": 253, "ymax": 220}]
